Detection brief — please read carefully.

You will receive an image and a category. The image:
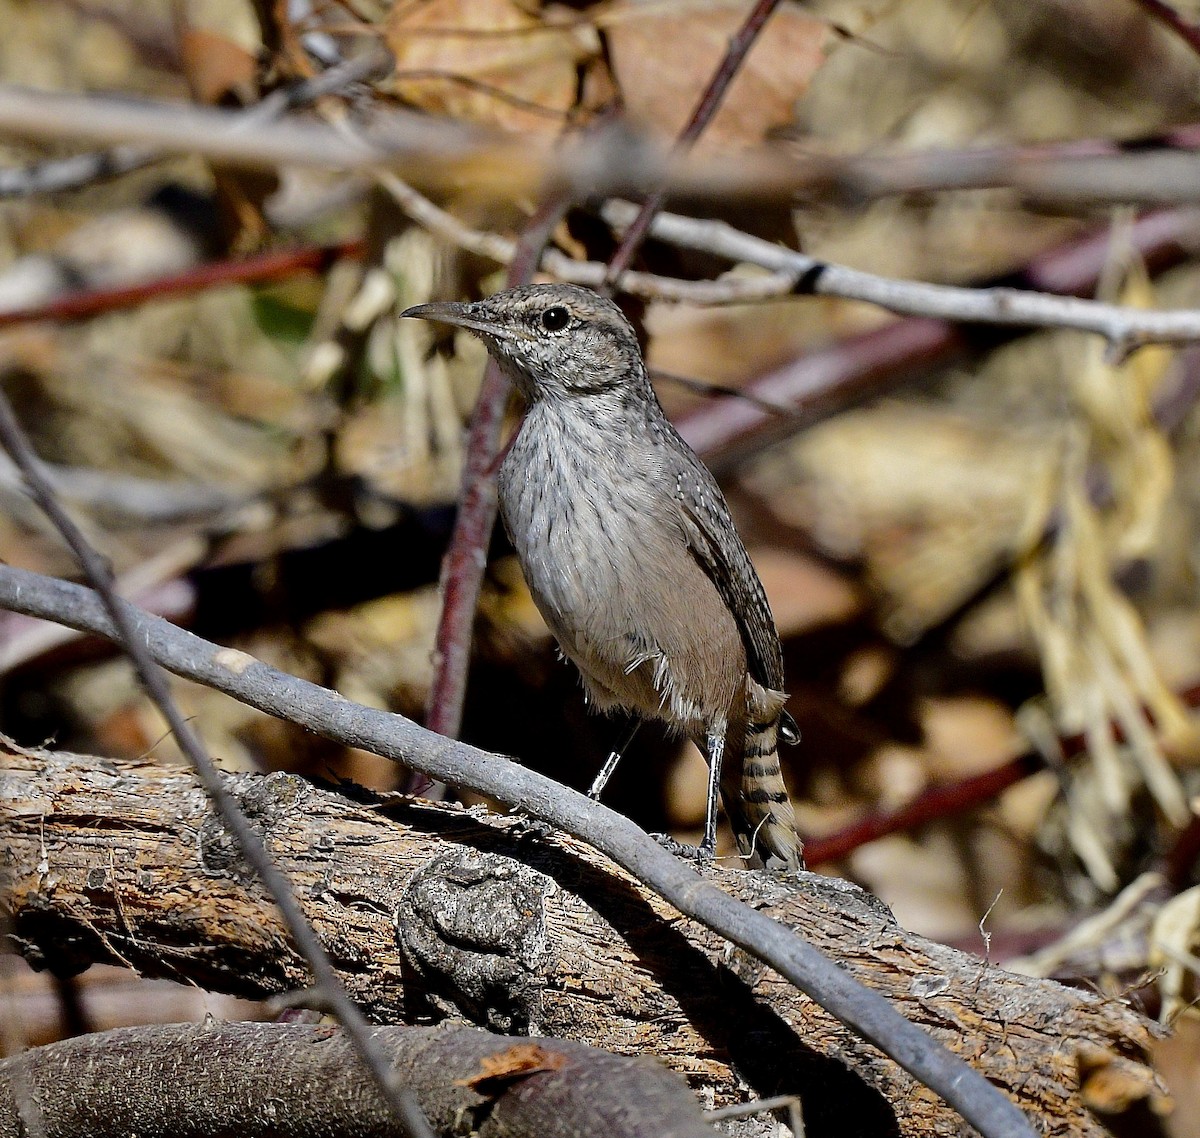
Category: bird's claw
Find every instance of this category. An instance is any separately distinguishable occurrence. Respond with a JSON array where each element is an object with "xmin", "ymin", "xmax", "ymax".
[{"xmin": 650, "ymin": 833, "xmax": 716, "ymax": 864}]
